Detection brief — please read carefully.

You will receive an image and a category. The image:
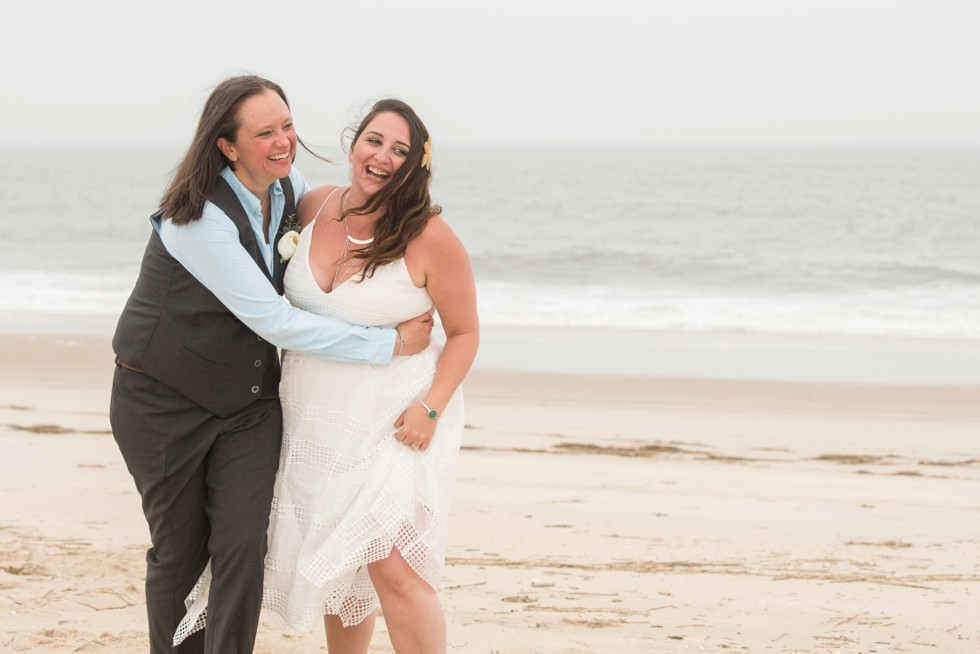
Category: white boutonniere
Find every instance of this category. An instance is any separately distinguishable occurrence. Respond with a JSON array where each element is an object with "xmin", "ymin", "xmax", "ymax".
[
  {"xmin": 278, "ymin": 212, "xmax": 300, "ymax": 263},
  {"xmin": 278, "ymin": 230, "xmax": 300, "ymax": 263}
]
